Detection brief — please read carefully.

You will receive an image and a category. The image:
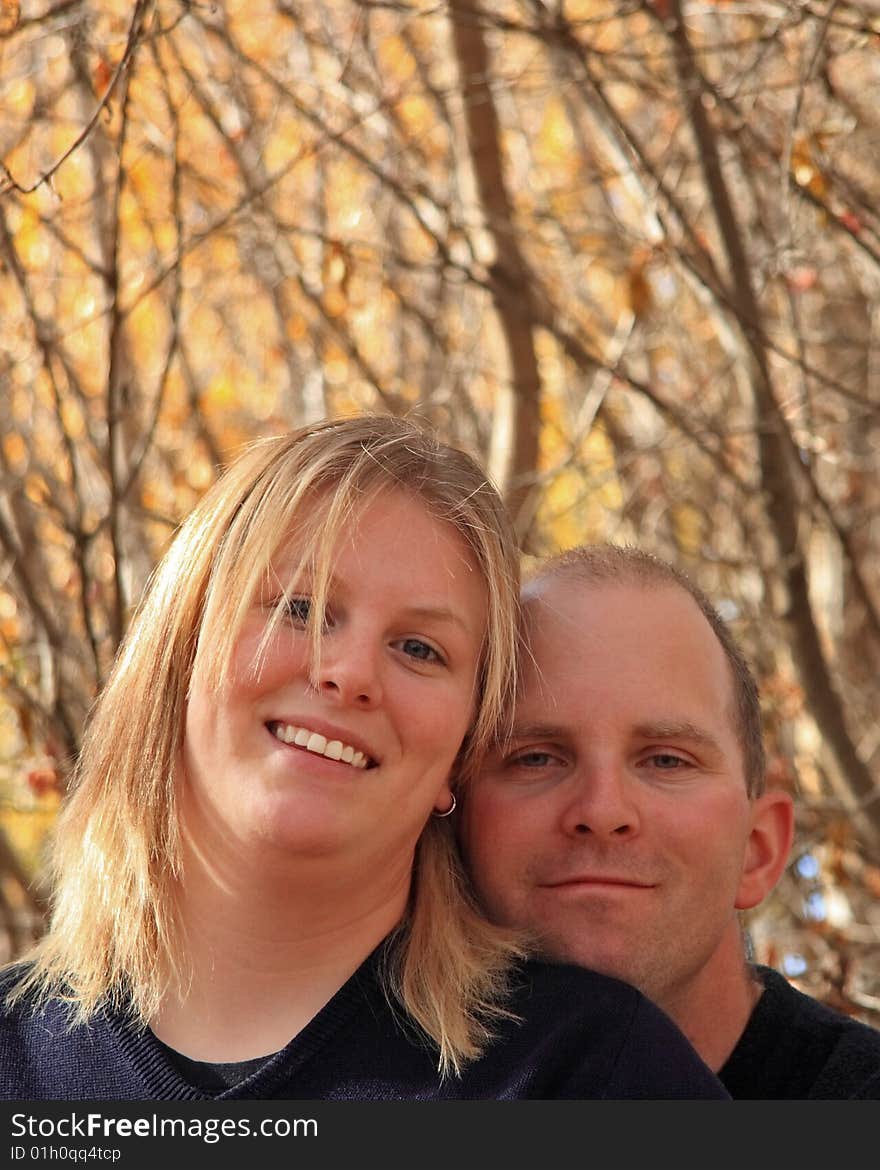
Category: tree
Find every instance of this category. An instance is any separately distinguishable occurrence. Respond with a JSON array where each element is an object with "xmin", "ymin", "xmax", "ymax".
[{"xmin": 1, "ymin": 0, "xmax": 877, "ymax": 1021}]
